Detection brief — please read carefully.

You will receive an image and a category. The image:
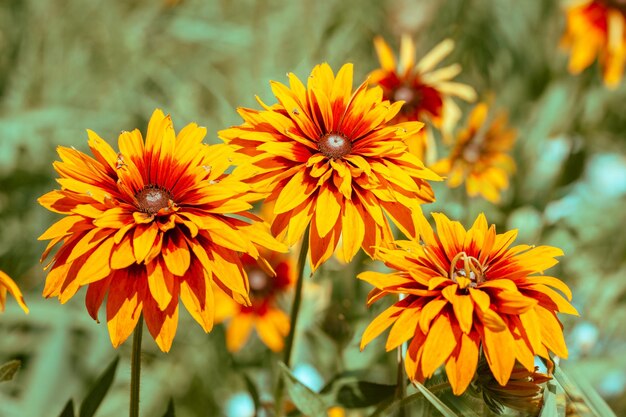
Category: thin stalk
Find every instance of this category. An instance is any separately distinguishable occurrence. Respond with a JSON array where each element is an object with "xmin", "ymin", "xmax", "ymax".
[
  {"xmin": 396, "ymin": 345, "xmax": 407, "ymax": 417},
  {"xmin": 130, "ymin": 315, "xmax": 143, "ymax": 417},
  {"xmin": 275, "ymin": 227, "xmax": 310, "ymax": 416}
]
